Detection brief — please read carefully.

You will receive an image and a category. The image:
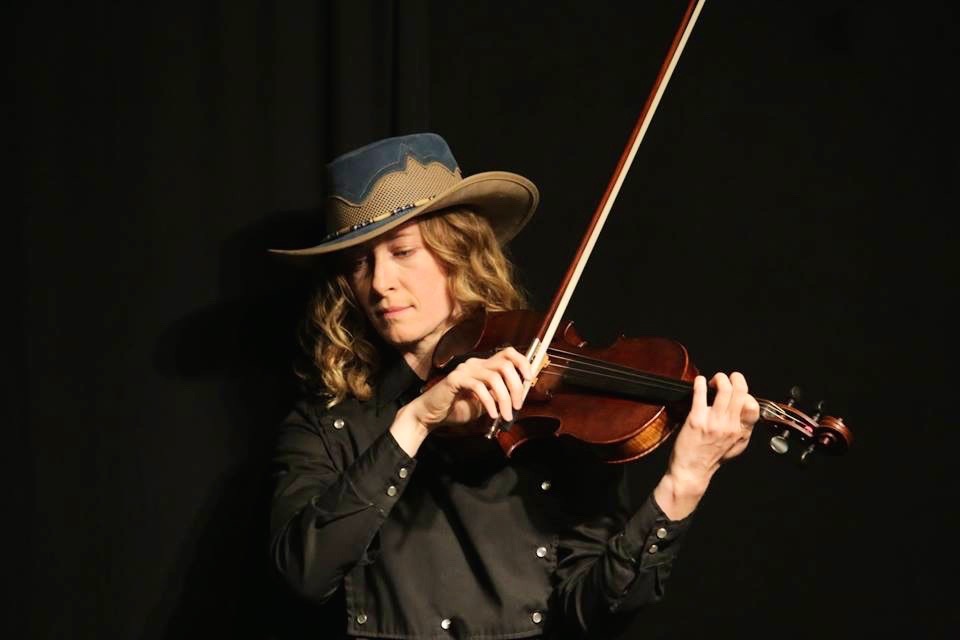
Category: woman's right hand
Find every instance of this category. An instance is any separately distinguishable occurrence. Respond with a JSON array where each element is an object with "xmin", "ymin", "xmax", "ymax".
[
  {"xmin": 391, "ymin": 347, "xmax": 533, "ymax": 455},
  {"xmin": 414, "ymin": 346, "xmax": 534, "ymax": 429}
]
